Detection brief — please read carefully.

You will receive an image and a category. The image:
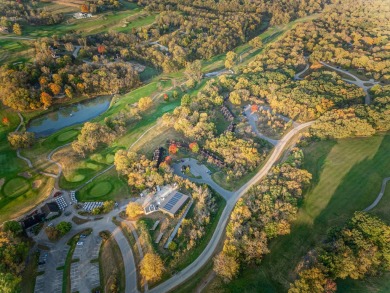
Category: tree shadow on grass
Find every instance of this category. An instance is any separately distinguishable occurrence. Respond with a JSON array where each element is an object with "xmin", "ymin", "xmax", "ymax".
[{"xmin": 222, "ymin": 133, "xmax": 390, "ymax": 293}]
